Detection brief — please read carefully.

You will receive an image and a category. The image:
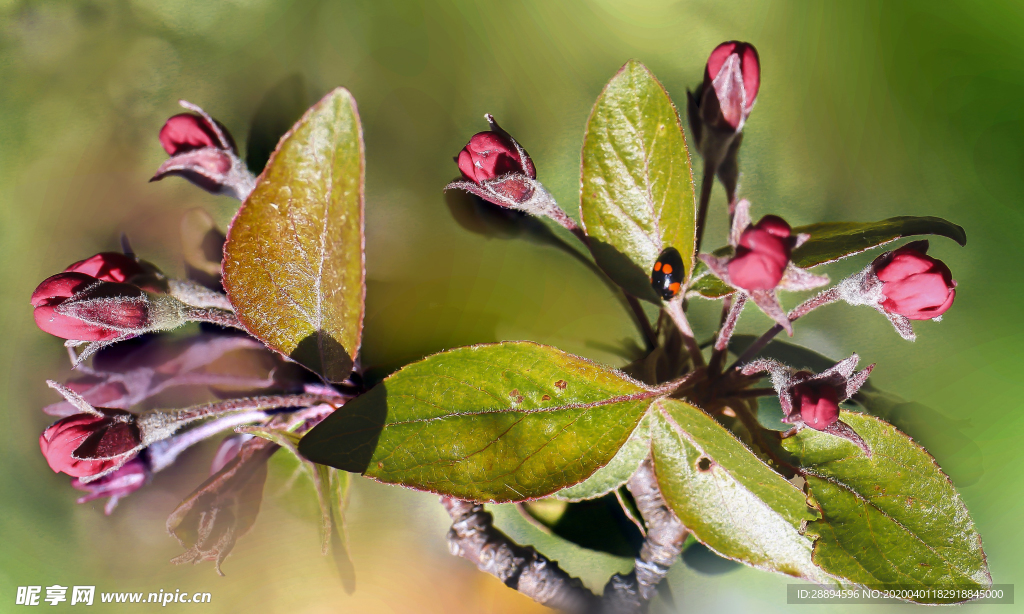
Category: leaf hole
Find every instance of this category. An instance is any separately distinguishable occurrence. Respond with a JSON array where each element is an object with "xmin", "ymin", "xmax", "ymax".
[{"xmin": 697, "ymin": 457, "xmax": 712, "ymax": 472}]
